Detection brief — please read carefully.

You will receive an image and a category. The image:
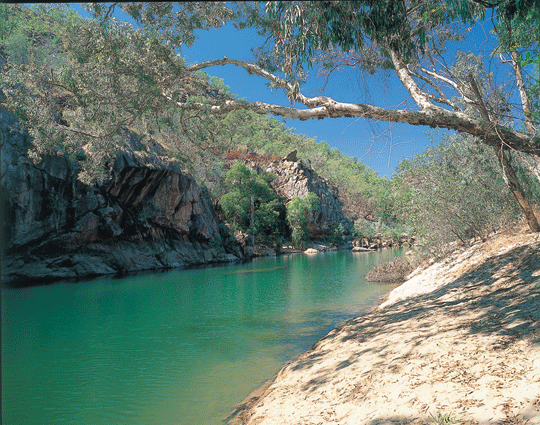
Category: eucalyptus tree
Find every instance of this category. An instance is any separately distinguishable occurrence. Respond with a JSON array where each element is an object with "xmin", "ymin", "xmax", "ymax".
[
  {"xmin": 220, "ymin": 162, "xmax": 283, "ymax": 242},
  {"xmin": 395, "ymin": 132, "xmax": 523, "ymax": 255},
  {"xmin": 2, "ymin": 1, "xmax": 540, "ymax": 230},
  {"xmin": 180, "ymin": 0, "xmax": 540, "ymax": 231}
]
